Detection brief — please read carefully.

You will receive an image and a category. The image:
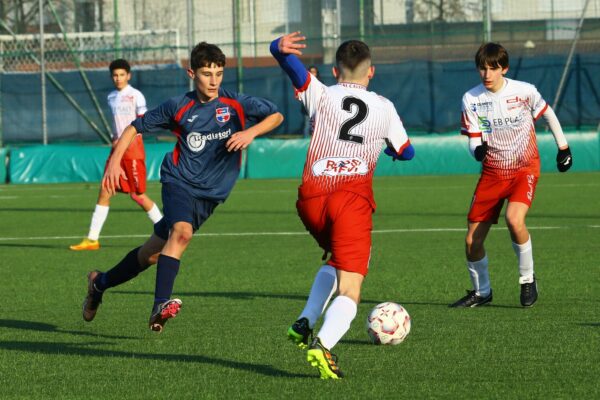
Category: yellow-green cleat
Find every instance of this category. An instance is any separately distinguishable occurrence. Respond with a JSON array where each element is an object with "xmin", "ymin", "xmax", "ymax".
[
  {"xmin": 307, "ymin": 337, "xmax": 344, "ymax": 379},
  {"xmin": 287, "ymin": 317, "xmax": 312, "ymax": 349}
]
